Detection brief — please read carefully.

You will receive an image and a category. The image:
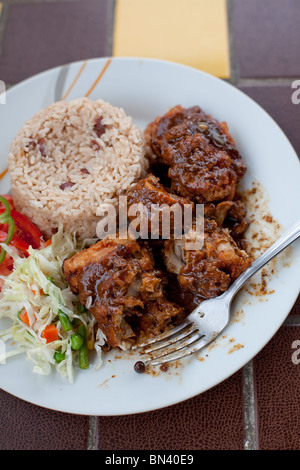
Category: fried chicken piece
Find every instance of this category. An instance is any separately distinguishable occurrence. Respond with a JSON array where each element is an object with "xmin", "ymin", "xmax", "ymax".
[
  {"xmin": 204, "ymin": 199, "xmax": 250, "ymax": 245},
  {"xmin": 224, "ymin": 199, "xmax": 250, "ymax": 240},
  {"xmin": 163, "ymin": 218, "xmax": 252, "ymax": 312},
  {"xmin": 126, "ymin": 174, "xmax": 193, "ymax": 238},
  {"xmin": 145, "ymin": 105, "xmax": 246, "ymax": 203},
  {"xmin": 63, "ymin": 237, "xmax": 183, "ymax": 349},
  {"xmin": 127, "ymin": 174, "xmax": 191, "ymax": 211},
  {"xmin": 145, "ymin": 105, "xmax": 186, "ymax": 162}
]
